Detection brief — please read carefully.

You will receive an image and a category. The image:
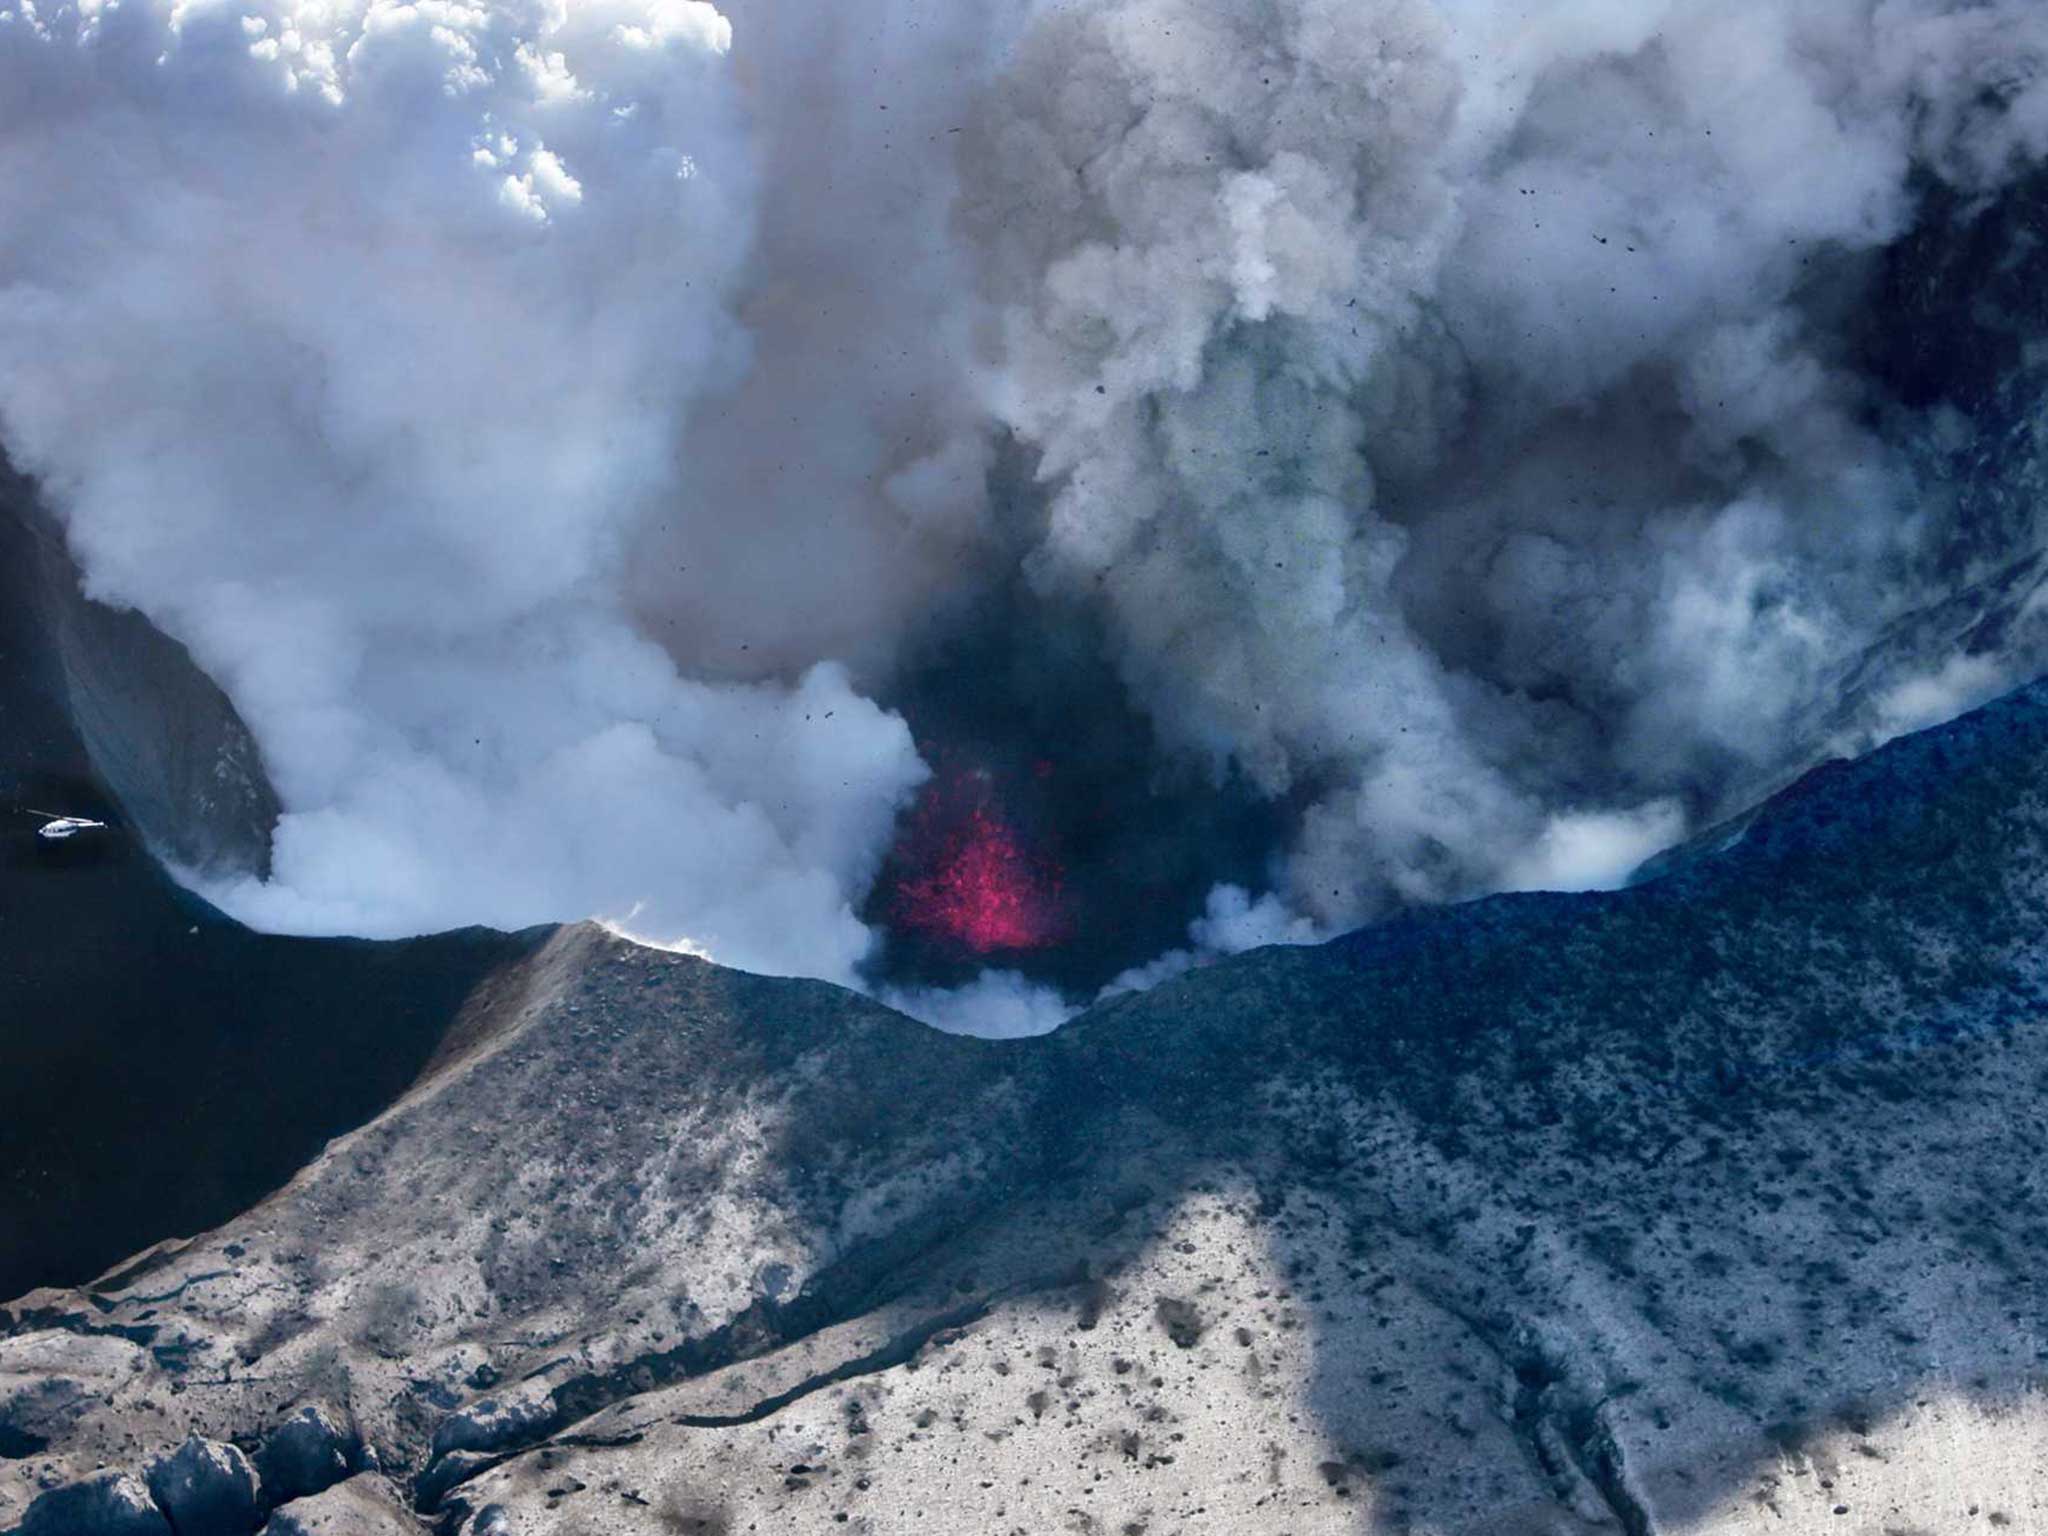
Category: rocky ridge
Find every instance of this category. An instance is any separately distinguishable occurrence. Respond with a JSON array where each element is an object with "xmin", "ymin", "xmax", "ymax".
[{"xmin": 9, "ymin": 679, "xmax": 2048, "ymax": 1533}]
